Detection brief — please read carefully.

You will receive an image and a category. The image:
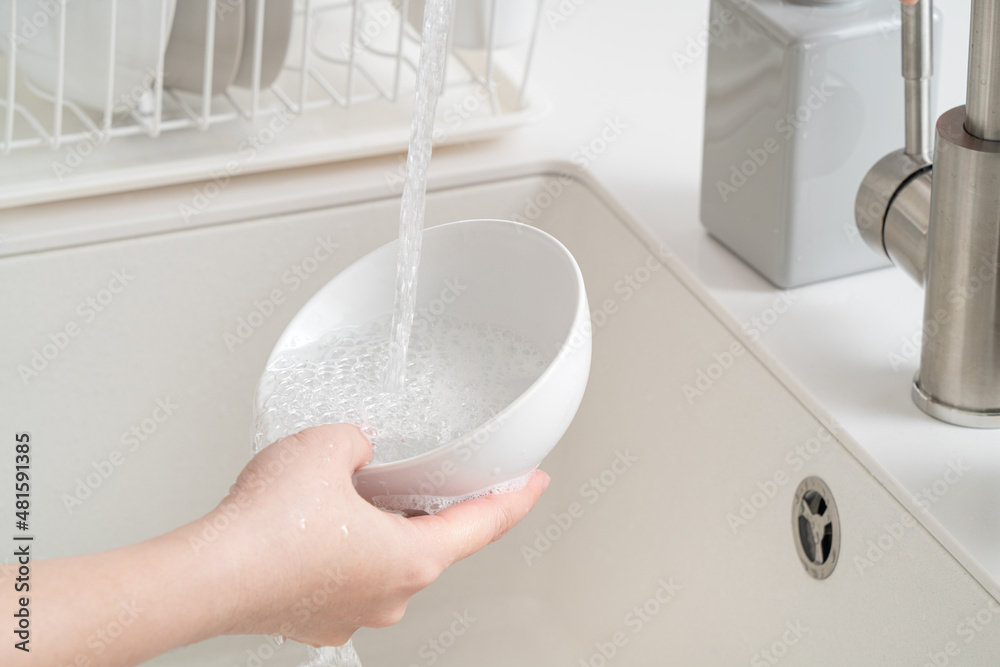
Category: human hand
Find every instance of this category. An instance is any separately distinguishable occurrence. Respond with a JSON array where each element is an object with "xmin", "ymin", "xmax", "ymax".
[{"xmin": 206, "ymin": 423, "xmax": 549, "ymax": 647}]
